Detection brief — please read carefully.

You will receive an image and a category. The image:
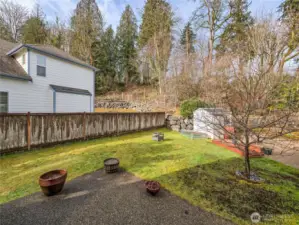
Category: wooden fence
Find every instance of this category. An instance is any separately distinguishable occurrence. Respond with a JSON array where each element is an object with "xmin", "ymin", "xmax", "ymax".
[{"xmin": 0, "ymin": 112, "xmax": 165, "ymax": 154}]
